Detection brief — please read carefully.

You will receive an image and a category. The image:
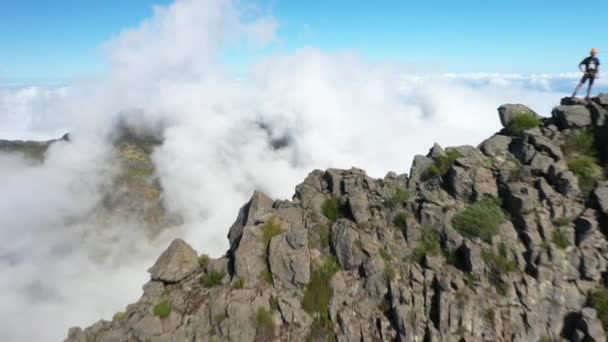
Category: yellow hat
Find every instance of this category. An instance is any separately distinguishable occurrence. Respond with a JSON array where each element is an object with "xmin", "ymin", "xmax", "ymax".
[{"xmin": 591, "ymin": 48, "xmax": 599, "ymax": 53}]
